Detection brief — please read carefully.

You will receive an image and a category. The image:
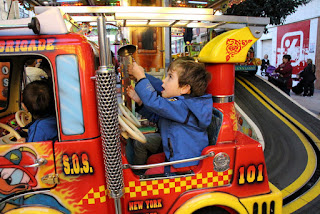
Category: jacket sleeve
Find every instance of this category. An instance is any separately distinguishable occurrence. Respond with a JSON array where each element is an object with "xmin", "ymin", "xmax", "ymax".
[
  {"xmin": 135, "ymin": 78, "xmax": 189, "ymax": 123},
  {"xmin": 136, "ymin": 104, "xmax": 159, "ymax": 123},
  {"xmin": 145, "ymin": 73, "xmax": 163, "ymax": 92}
]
